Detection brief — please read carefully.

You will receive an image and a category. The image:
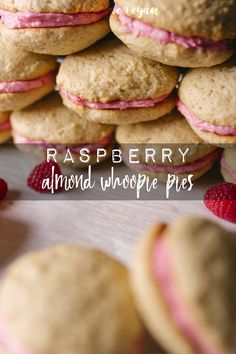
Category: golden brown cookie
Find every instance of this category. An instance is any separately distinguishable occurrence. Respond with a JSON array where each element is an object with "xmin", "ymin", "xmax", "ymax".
[
  {"xmin": 110, "ymin": 0, "xmax": 235, "ymax": 67},
  {"xmin": 131, "ymin": 217, "xmax": 236, "ymax": 354},
  {"xmin": 0, "ymin": 244, "xmax": 145, "ymax": 354},
  {"xmin": 116, "ymin": 110, "xmax": 219, "ymax": 182},
  {"xmin": 11, "ymin": 93, "xmax": 115, "ymax": 168},
  {"xmin": 0, "ymin": 1, "xmax": 110, "ymax": 55},
  {"xmin": 57, "ymin": 39, "xmax": 178, "ymax": 125}
]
